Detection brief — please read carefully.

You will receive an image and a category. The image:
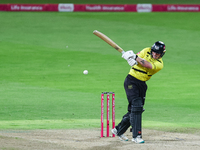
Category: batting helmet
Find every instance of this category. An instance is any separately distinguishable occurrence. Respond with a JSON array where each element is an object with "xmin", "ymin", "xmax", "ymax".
[{"xmin": 151, "ymin": 41, "xmax": 166, "ymax": 57}]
